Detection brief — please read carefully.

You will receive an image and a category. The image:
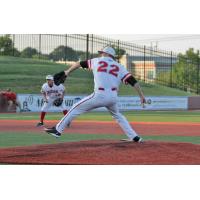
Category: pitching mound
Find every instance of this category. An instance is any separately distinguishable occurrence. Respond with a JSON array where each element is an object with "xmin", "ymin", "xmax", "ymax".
[{"xmin": 0, "ymin": 140, "xmax": 200, "ymax": 164}]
